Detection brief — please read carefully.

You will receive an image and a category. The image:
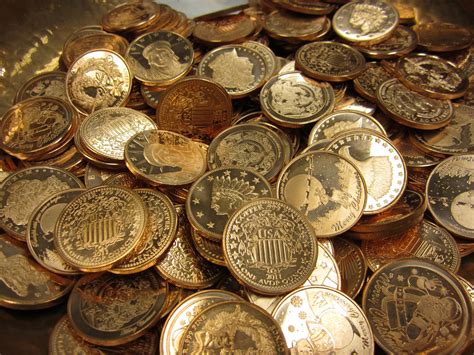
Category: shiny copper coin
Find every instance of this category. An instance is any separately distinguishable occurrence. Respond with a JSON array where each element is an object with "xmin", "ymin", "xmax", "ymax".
[
  {"xmin": 223, "ymin": 198, "xmax": 318, "ymax": 295},
  {"xmin": 377, "ymin": 78, "xmax": 454, "ymax": 130},
  {"xmin": 353, "ymin": 62, "xmax": 392, "ymax": 102},
  {"xmin": 426, "ymin": 154, "xmax": 474, "ymax": 239},
  {"xmin": 179, "ymin": 300, "xmax": 289, "ymax": 354},
  {"xmin": 197, "ymin": 44, "xmax": 267, "ymax": 98},
  {"xmin": 260, "ymin": 72, "xmax": 335, "ymax": 128},
  {"xmin": 101, "ymin": 2, "xmax": 159, "ymax": 33},
  {"xmin": 0, "ymin": 235, "xmax": 75, "ymax": 310},
  {"xmin": 277, "ymin": 151, "xmax": 367, "ymax": 238},
  {"xmin": 0, "ymin": 166, "xmax": 83, "ymax": 241},
  {"xmin": 273, "ymin": 286, "xmax": 374, "ymax": 354},
  {"xmin": 396, "ymin": 53, "xmax": 468, "ymax": 100},
  {"xmin": 15, "ymin": 71, "xmax": 67, "ymax": 103},
  {"xmin": 66, "ymin": 49, "xmax": 132, "ymax": 115},
  {"xmin": 296, "ymin": 41, "xmax": 366, "ymax": 82},
  {"xmin": 277, "ymin": 0, "xmax": 336, "ymax": 15},
  {"xmin": 74, "ymin": 130, "xmax": 124, "ymax": 170},
  {"xmin": 327, "ymin": 131, "xmax": 407, "ymax": 214},
  {"xmin": 160, "ymin": 289, "xmax": 242, "ymax": 355},
  {"xmin": 415, "ymin": 22, "xmax": 472, "ymax": 52},
  {"xmin": 68, "ymin": 270, "xmax": 167, "ymax": 346},
  {"xmin": 363, "ymin": 258, "xmax": 472, "ymax": 354},
  {"xmin": 126, "ymin": 30, "xmax": 193, "ymax": 86},
  {"xmin": 55, "ymin": 186, "xmax": 148, "ymax": 272},
  {"xmin": 333, "ymin": 0, "xmax": 399, "ymax": 44},
  {"xmin": 125, "ymin": 129, "xmax": 207, "ymax": 186},
  {"xmin": 193, "ymin": 13, "xmax": 256, "ymax": 45},
  {"xmin": 155, "ymin": 77, "xmax": 233, "ymax": 142}
]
